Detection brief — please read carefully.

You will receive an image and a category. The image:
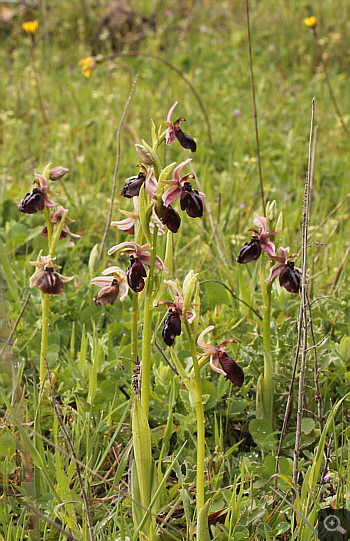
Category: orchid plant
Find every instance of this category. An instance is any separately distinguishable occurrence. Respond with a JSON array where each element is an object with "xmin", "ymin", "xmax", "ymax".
[
  {"xmin": 236, "ymin": 202, "xmax": 301, "ymax": 425},
  {"xmin": 17, "ymin": 163, "xmax": 78, "ymax": 388},
  {"xmin": 90, "ymin": 103, "xmax": 247, "ymax": 538}
]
